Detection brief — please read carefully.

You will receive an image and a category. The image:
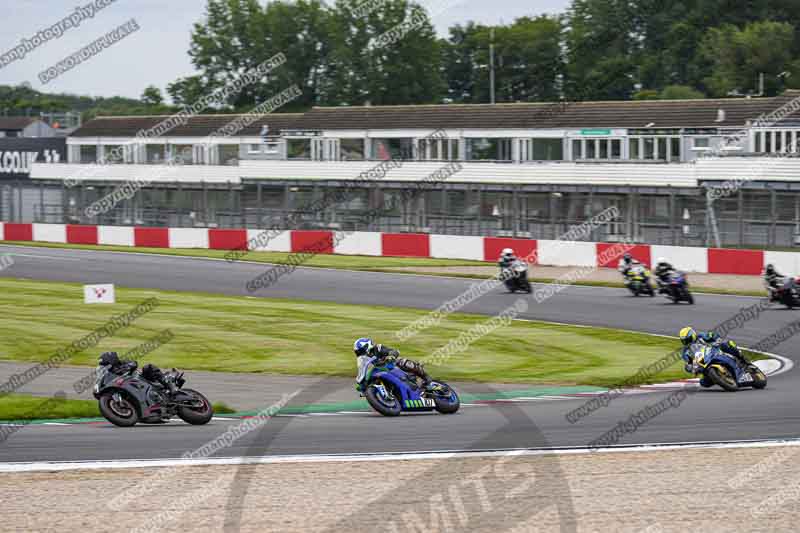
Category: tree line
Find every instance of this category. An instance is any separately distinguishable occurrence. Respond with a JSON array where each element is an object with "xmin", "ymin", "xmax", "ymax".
[{"xmin": 4, "ymin": 0, "xmax": 800, "ymax": 119}]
